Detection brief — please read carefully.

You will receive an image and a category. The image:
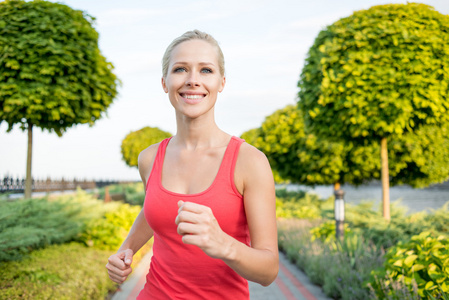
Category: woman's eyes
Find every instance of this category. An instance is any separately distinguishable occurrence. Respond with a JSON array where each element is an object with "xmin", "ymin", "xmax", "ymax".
[
  {"xmin": 201, "ymin": 68, "xmax": 213, "ymax": 73},
  {"xmin": 173, "ymin": 67, "xmax": 213, "ymax": 74},
  {"xmin": 174, "ymin": 67, "xmax": 186, "ymax": 73}
]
